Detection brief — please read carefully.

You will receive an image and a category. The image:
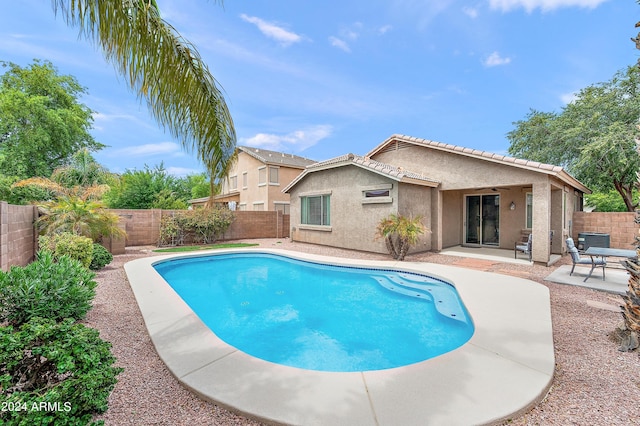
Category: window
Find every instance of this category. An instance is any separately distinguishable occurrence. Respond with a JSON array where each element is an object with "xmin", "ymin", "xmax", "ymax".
[
  {"xmin": 238, "ymin": 203, "xmax": 247, "ymax": 211},
  {"xmin": 361, "ymin": 184, "xmax": 393, "ymax": 204},
  {"xmin": 229, "ymin": 175, "xmax": 237, "ymax": 191},
  {"xmin": 253, "ymin": 202, "xmax": 264, "ymax": 211},
  {"xmin": 258, "ymin": 167, "xmax": 266, "ymax": 185},
  {"xmin": 242, "ymin": 172, "xmax": 248, "ymax": 189},
  {"xmin": 269, "ymin": 167, "xmax": 279, "ymax": 185},
  {"xmin": 526, "ymin": 193, "xmax": 533, "ymax": 229},
  {"xmin": 364, "ymin": 189, "xmax": 390, "ymax": 198},
  {"xmin": 274, "ymin": 203, "xmax": 290, "ymax": 214},
  {"xmin": 301, "ymin": 195, "xmax": 330, "ymax": 226}
]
